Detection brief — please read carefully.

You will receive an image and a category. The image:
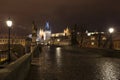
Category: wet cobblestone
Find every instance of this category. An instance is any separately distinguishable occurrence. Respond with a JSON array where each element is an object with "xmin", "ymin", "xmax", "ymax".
[{"xmin": 26, "ymin": 46, "xmax": 120, "ymax": 80}]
